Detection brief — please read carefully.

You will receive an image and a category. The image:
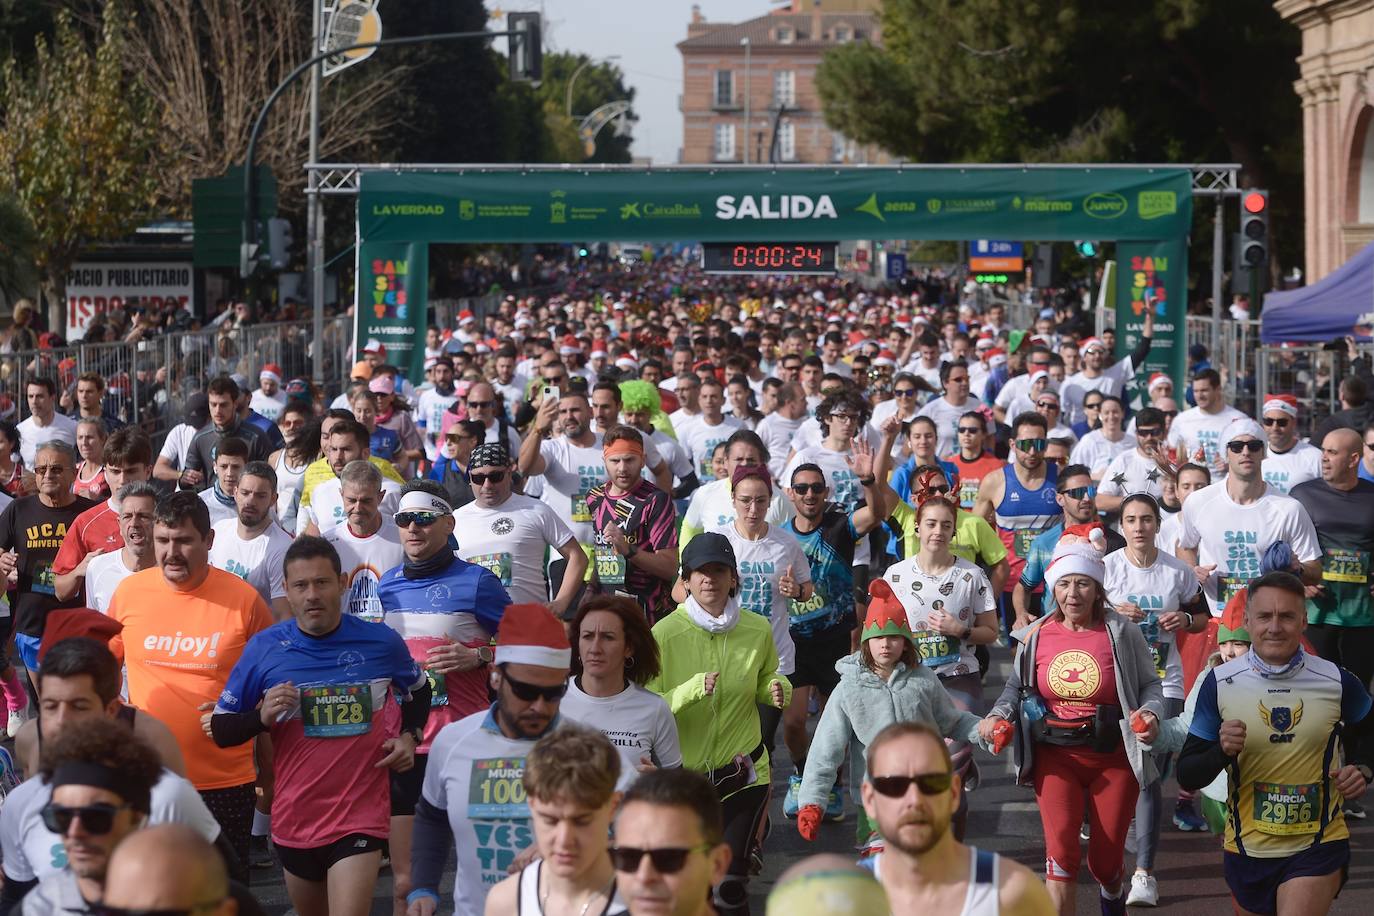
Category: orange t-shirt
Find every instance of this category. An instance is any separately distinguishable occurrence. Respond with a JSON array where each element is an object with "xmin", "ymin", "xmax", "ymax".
[{"xmin": 108, "ymin": 566, "xmax": 274, "ymax": 790}]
